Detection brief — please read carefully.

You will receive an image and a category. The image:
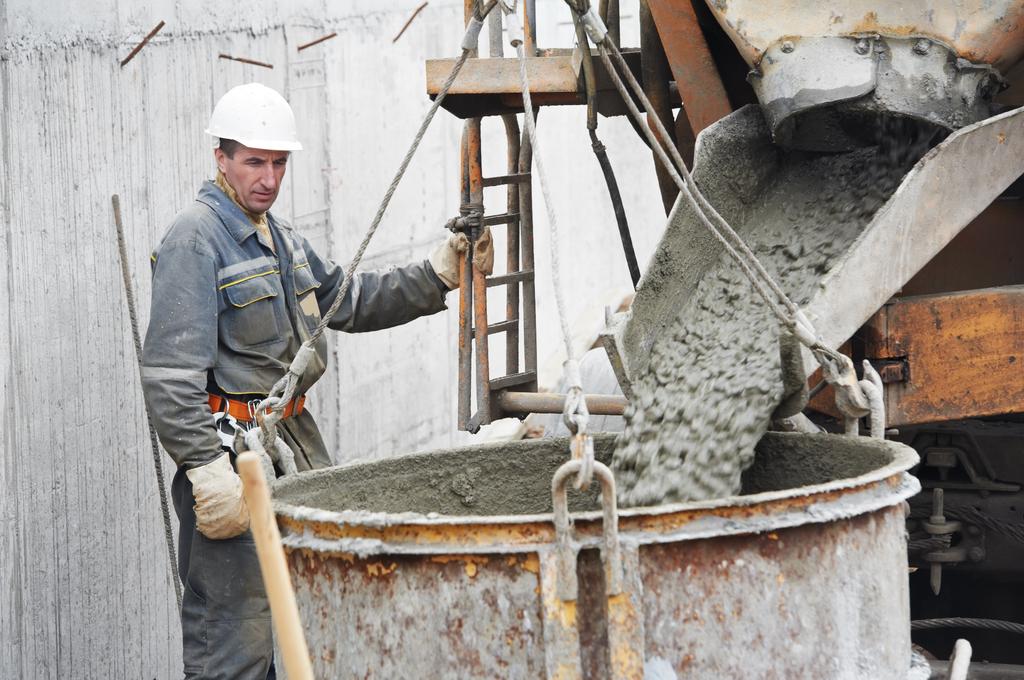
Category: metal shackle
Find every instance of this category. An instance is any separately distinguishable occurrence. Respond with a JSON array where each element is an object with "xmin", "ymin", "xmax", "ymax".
[{"xmin": 551, "ymin": 459, "xmax": 623, "ymax": 601}]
